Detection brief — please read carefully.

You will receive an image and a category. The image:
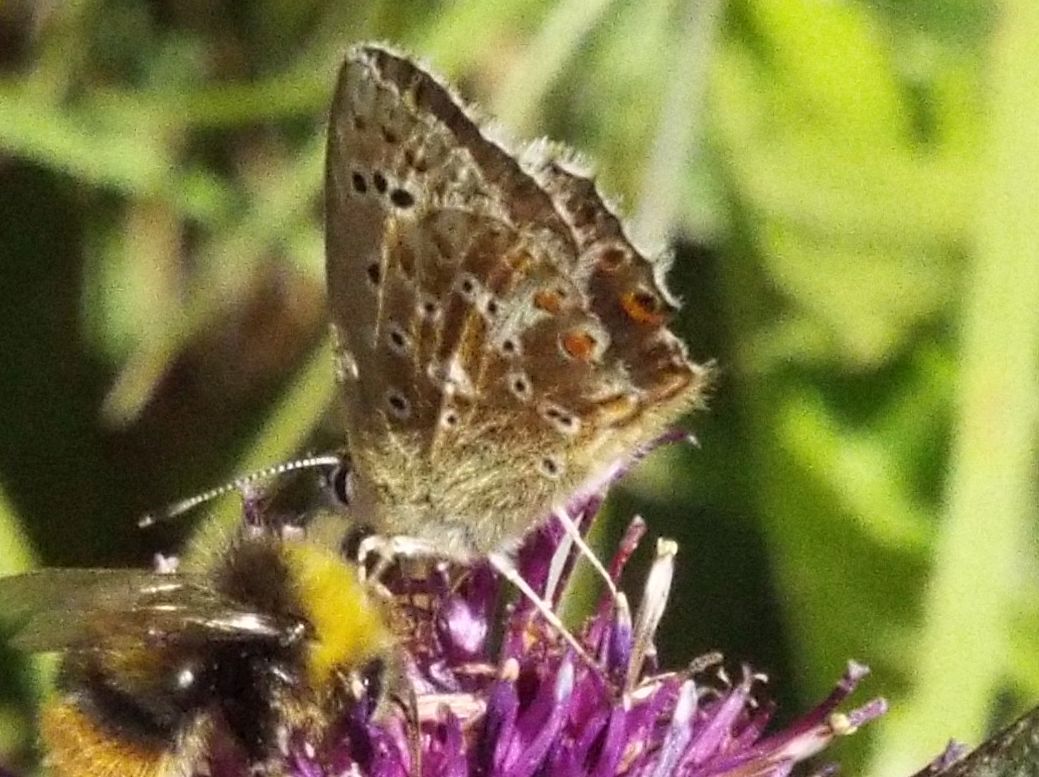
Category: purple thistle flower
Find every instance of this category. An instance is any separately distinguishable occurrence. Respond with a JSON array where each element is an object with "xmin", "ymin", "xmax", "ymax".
[{"xmin": 288, "ymin": 486, "xmax": 885, "ymax": 777}]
